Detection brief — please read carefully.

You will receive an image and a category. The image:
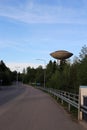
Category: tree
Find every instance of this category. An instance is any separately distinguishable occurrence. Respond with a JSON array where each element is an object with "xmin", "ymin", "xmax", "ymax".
[
  {"xmin": 78, "ymin": 56, "xmax": 87, "ymax": 85},
  {"xmin": 46, "ymin": 60, "xmax": 58, "ymax": 83},
  {"xmin": 79, "ymin": 44, "xmax": 87, "ymax": 60},
  {"xmin": 0, "ymin": 60, "xmax": 12, "ymax": 85},
  {"xmin": 35, "ymin": 66, "xmax": 44, "ymax": 85},
  {"xmin": 47, "ymin": 69, "xmax": 62, "ymax": 89},
  {"xmin": 77, "ymin": 45, "xmax": 87, "ymax": 86},
  {"xmin": 26, "ymin": 66, "xmax": 36, "ymax": 83},
  {"xmin": 22, "ymin": 45, "xmax": 87, "ymax": 93}
]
